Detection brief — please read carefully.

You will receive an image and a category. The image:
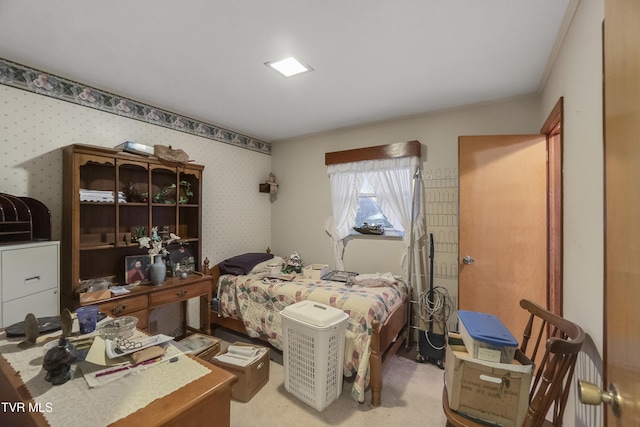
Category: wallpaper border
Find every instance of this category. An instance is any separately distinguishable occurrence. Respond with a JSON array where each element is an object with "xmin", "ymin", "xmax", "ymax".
[{"xmin": 0, "ymin": 58, "xmax": 271, "ymax": 155}]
